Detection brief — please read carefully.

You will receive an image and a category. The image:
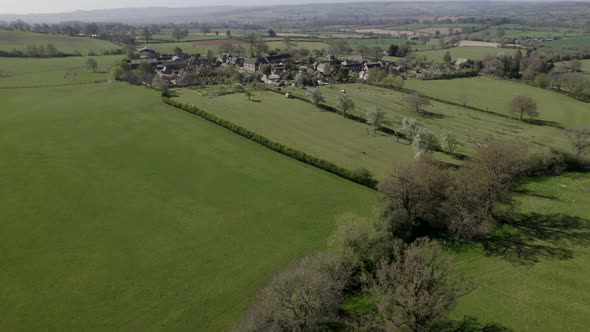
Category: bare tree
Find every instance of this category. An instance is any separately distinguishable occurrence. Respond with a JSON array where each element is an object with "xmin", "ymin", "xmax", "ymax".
[
  {"xmin": 441, "ymin": 130, "xmax": 459, "ymax": 156},
  {"xmin": 366, "ymin": 106, "xmax": 386, "ymax": 133},
  {"xmin": 306, "ymin": 88, "xmax": 325, "ymax": 108},
  {"xmin": 236, "ymin": 254, "xmax": 352, "ymax": 331},
  {"xmin": 509, "ymin": 96, "xmax": 539, "ymax": 121},
  {"xmin": 378, "ymin": 157, "xmax": 448, "ymax": 242},
  {"xmin": 404, "ymin": 92, "xmax": 431, "ymax": 113},
  {"xmin": 564, "ymin": 128, "xmax": 590, "ymax": 163},
  {"xmin": 371, "ymin": 238, "xmax": 473, "ymax": 331},
  {"xmin": 172, "ymin": 27, "xmax": 189, "ymax": 42},
  {"xmin": 336, "ymin": 92, "xmax": 355, "ymax": 114},
  {"xmin": 85, "ymin": 58, "xmax": 98, "ymax": 72}
]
